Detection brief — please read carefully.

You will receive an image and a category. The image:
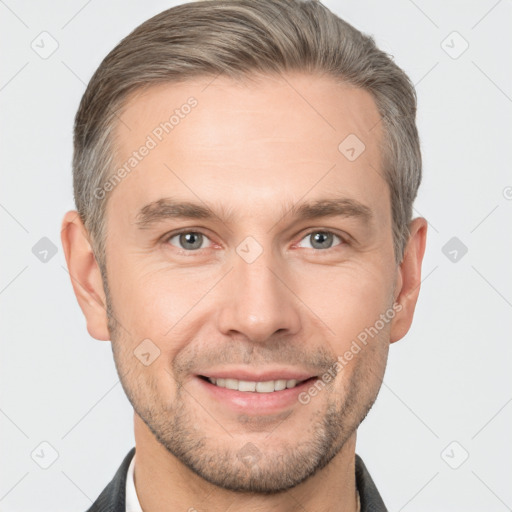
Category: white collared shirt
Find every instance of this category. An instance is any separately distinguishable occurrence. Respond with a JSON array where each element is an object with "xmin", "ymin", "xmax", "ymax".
[{"xmin": 125, "ymin": 454, "xmax": 143, "ymax": 512}]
